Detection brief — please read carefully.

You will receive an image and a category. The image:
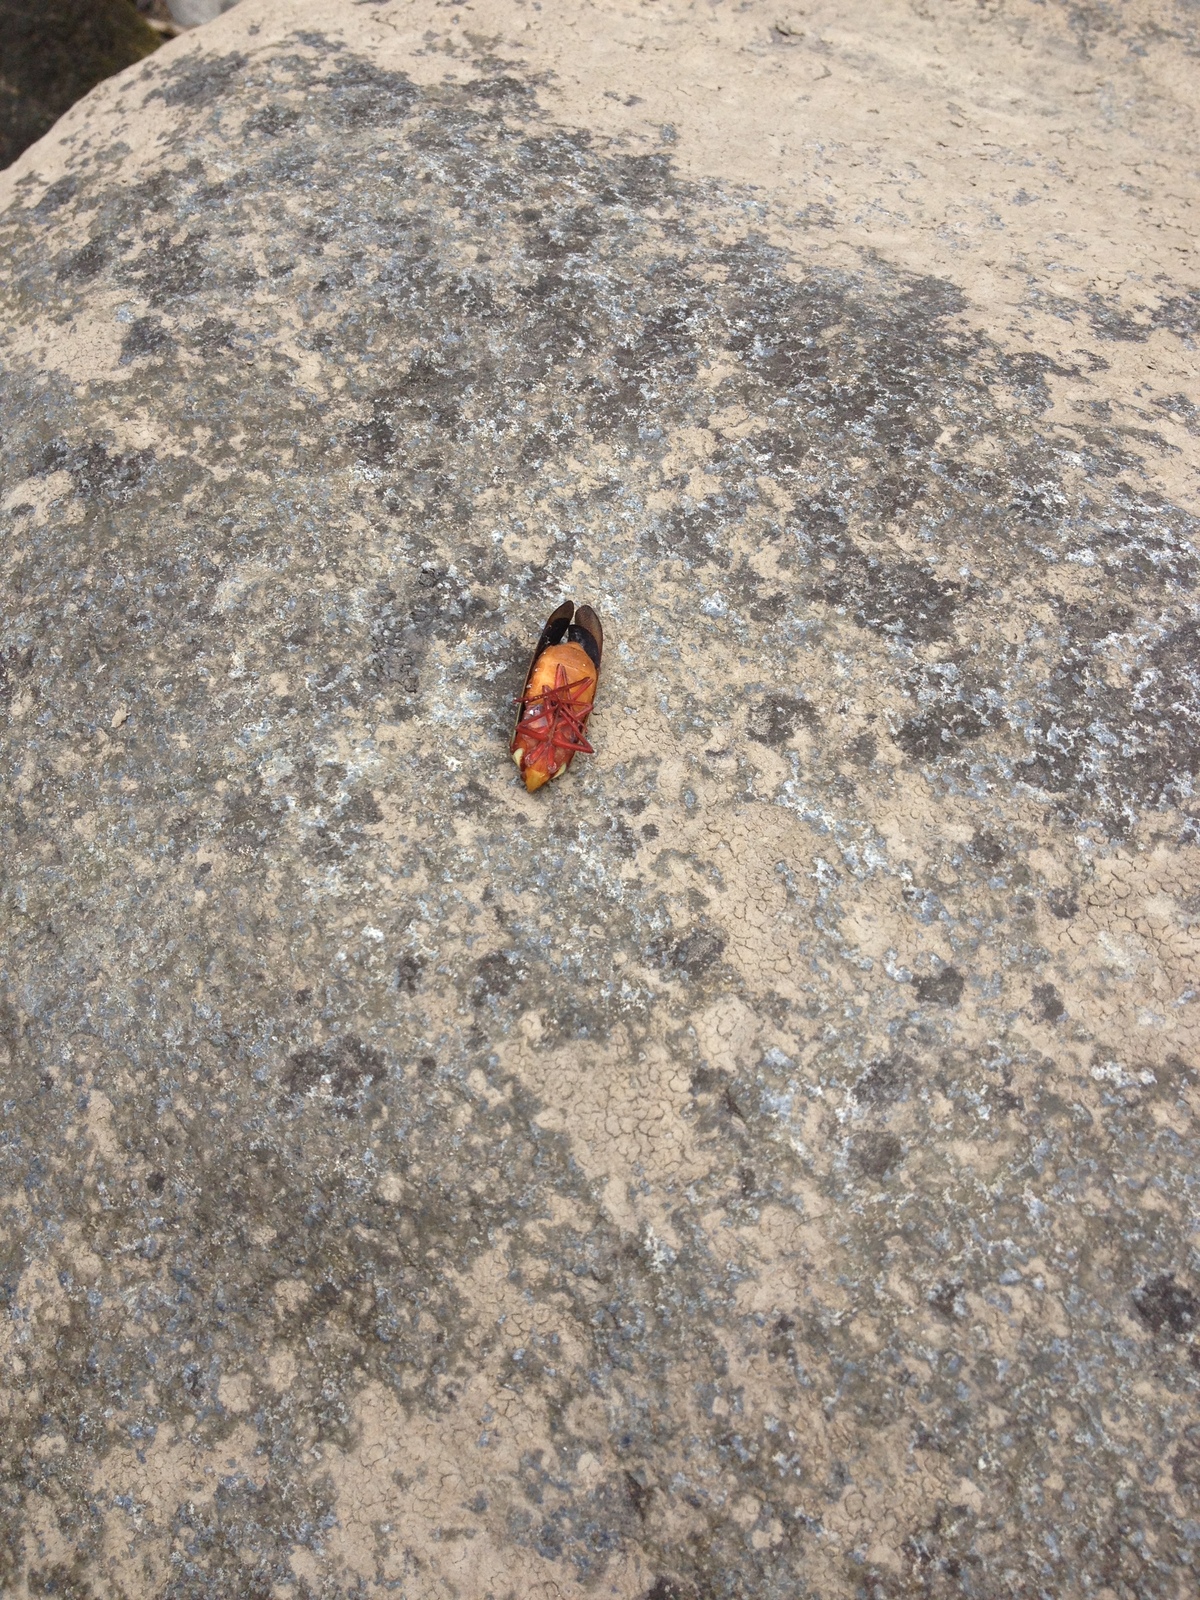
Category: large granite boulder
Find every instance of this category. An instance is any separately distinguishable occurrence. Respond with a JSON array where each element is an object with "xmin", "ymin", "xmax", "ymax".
[{"xmin": 1, "ymin": 2, "xmax": 1198, "ymax": 1595}]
